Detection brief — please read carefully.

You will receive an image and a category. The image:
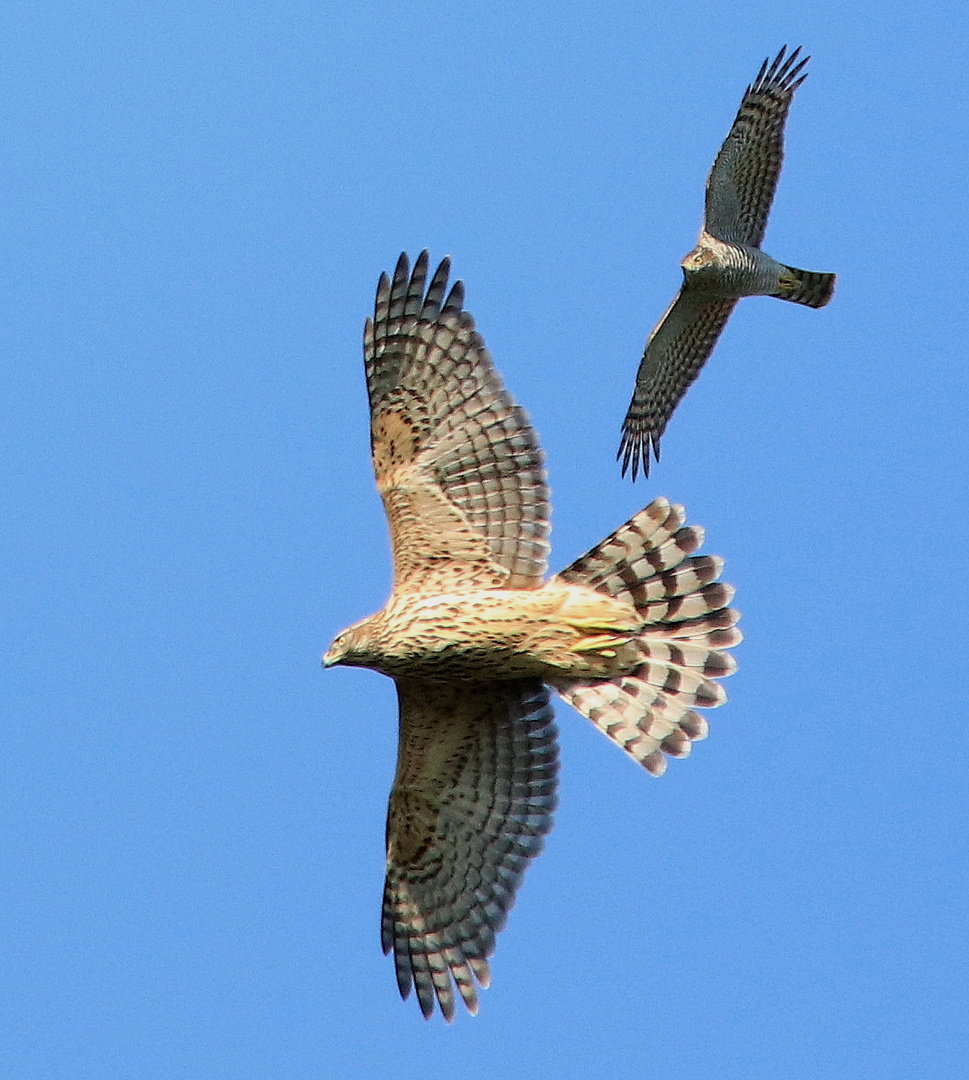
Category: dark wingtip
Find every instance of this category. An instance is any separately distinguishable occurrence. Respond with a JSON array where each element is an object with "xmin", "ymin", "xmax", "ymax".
[
  {"xmin": 753, "ymin": 45, "xmax": 810, "ymax": 95},
  {"xmin": 781, "ymin": 45, "xmax": 810, "ymax": 90},
  {"xmin": 443, "ymin": 277, "xmax": 464, "ymax": 314},
  {"xmin": 618, "ymin": 428, "xmax": 656, "ymax": 482}
]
